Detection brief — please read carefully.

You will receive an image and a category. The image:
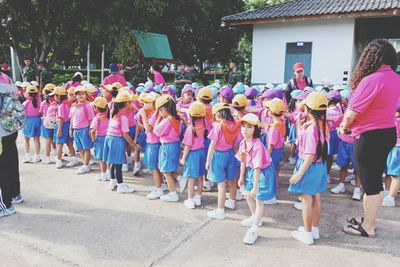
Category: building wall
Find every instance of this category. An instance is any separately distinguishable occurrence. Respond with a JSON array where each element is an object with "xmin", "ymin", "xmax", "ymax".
[{"xmin": 252, "ymin": 18, "xmax": 356, "ymax": 85}]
